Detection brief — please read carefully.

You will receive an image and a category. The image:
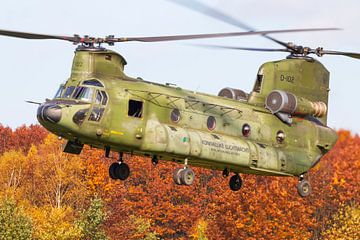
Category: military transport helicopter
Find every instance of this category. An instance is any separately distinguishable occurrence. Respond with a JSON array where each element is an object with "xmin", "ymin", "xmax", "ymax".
[{"xmin": 1, "ymin": 1, "xmax": 359, "ymax": 198}]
